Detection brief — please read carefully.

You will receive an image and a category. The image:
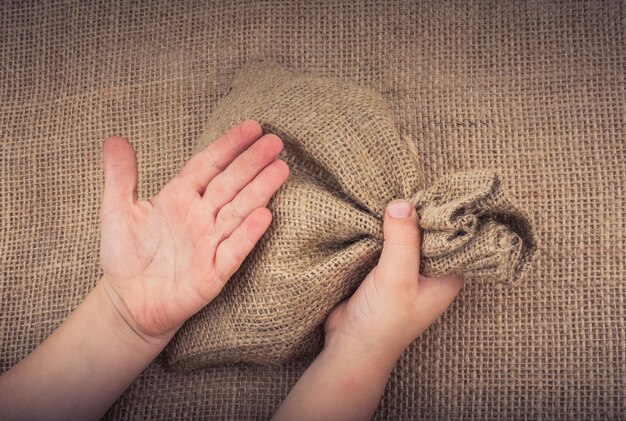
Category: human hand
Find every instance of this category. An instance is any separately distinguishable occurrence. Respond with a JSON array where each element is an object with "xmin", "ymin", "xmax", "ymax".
[
  {"xmin": 99, "ymin": 120, "xmax": 289, "ymax": 343},
  {"xmin": 274, "ymin": 200, "xmax": 463, "ymax": 420},
  {"xmin": 324, "ymin": 199, "xmax": 464, "ymax": 364}
]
